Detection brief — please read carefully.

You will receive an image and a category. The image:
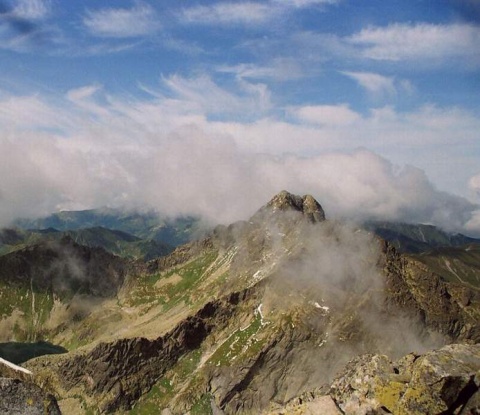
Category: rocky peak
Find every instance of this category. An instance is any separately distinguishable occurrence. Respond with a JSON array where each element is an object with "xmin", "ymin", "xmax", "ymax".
[{"xmin": 265, "ymin": 190, "xmax": 326, "ymax": 223}]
